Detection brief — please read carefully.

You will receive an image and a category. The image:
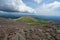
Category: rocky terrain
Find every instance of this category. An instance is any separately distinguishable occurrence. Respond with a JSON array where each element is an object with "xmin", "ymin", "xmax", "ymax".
[{"xmin": 0, "ymin": 17, "xmax": 60, "ymax": 40}]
